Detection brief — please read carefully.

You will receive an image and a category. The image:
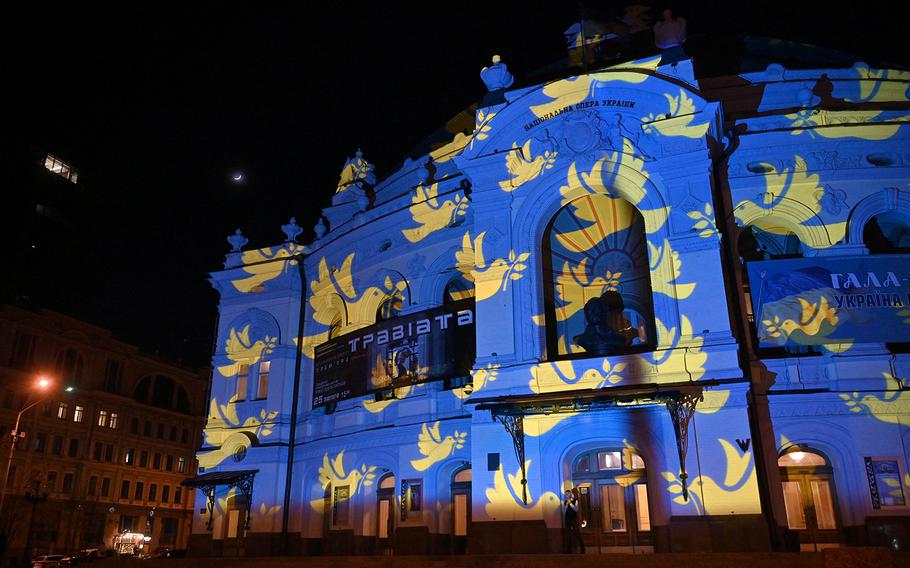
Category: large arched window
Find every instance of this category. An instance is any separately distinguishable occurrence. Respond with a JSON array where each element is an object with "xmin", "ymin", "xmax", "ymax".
[
  {"xmin": 55, "ymin": 348, "xmax": 84, "ymax": 387},
  {"xmin": 134, "ymin": 375, "xmax": 192, "ymax": 414},
  {"xmin": 544, "ymin": 195, "xmax": 655, "ymax": 357},
  {"xmin": 863, "ymin": 211, "xmax": 910, "ymax": 254}
]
